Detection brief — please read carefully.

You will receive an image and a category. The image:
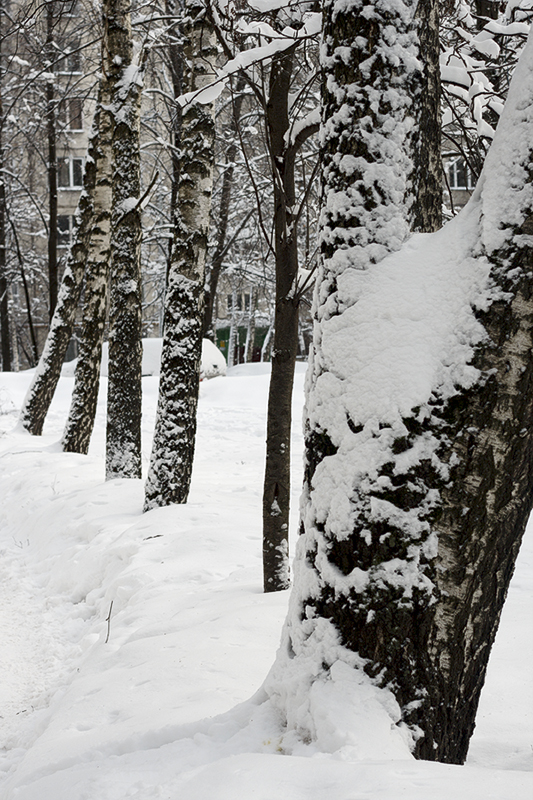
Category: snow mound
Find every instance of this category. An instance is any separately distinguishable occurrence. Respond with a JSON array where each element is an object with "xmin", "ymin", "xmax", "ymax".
[{"xmin": 200, "ymin": 338, "xmax": 227, "ymax": 380}]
